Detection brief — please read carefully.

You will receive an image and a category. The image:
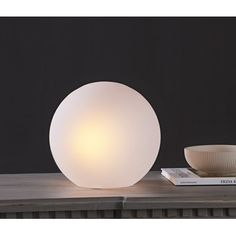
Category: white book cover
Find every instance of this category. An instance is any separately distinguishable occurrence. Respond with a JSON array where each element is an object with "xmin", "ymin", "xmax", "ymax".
[{"xmin": 161, "ymin": 168, "xmax": 236, "ymax": 186}]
